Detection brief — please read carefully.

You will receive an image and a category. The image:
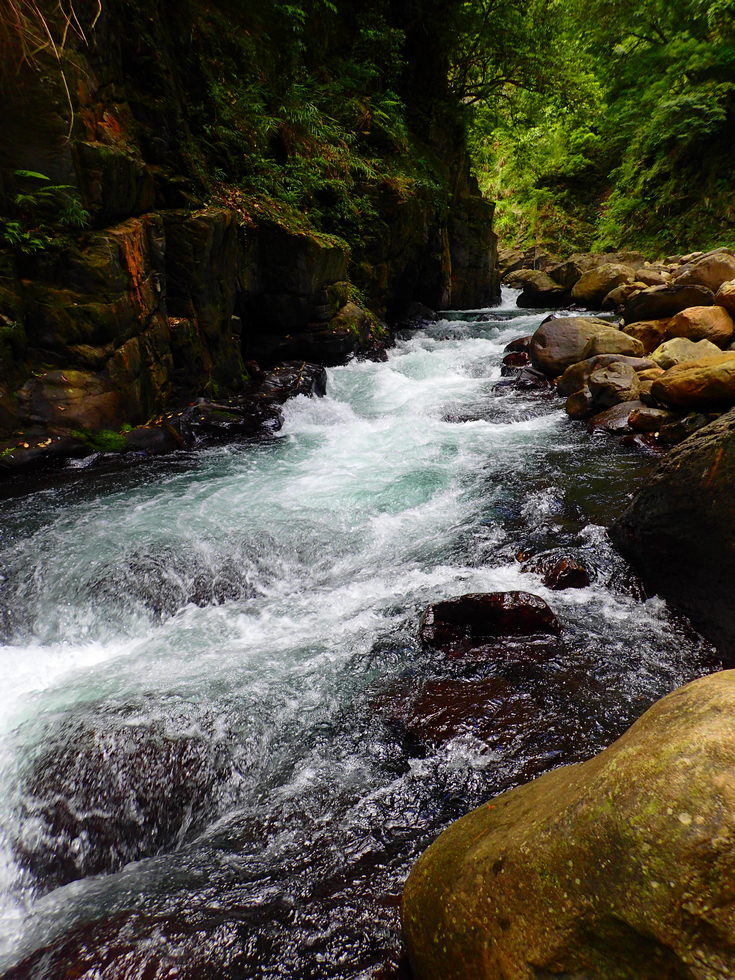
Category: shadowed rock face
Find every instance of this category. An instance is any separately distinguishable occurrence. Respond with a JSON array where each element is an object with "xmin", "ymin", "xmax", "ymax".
[
  {"xmin": 610, "ymin": 407, "xmax": 735, "ymax": 655},
  {"xmin": 402, "ymin": 670, "xmax": 735, "ymax": 980}
]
